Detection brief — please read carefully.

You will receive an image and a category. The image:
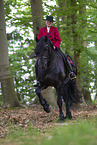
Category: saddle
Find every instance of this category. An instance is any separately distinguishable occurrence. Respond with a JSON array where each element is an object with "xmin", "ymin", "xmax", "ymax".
[{"xmin": 56, "ymin": 51, "xmax": 77, "ymax": 83}]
